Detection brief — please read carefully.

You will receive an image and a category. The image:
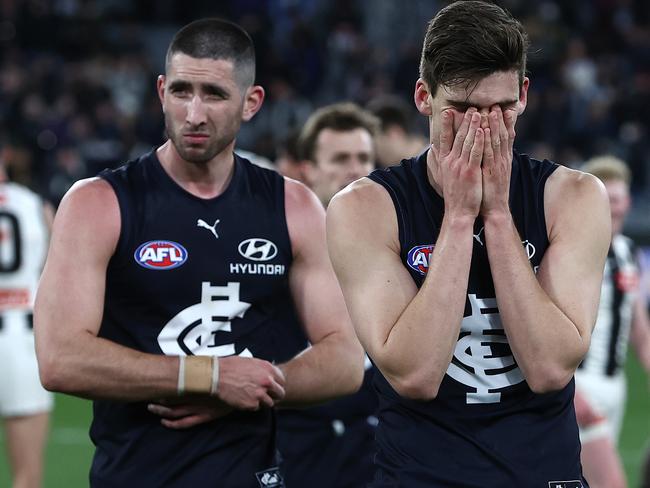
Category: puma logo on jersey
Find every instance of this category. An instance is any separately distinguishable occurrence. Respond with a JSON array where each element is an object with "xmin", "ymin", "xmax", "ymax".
[
  {"xmin": 197, "ymin": 218, "xmax": 220, "ymax": 239},
  {"xmin": 134, "ymin": 240, "xmax": 187, "ymax": 270},
  {"xmin": 473, "ymin": 227, "xmax": 485, "ymax": 246}
]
